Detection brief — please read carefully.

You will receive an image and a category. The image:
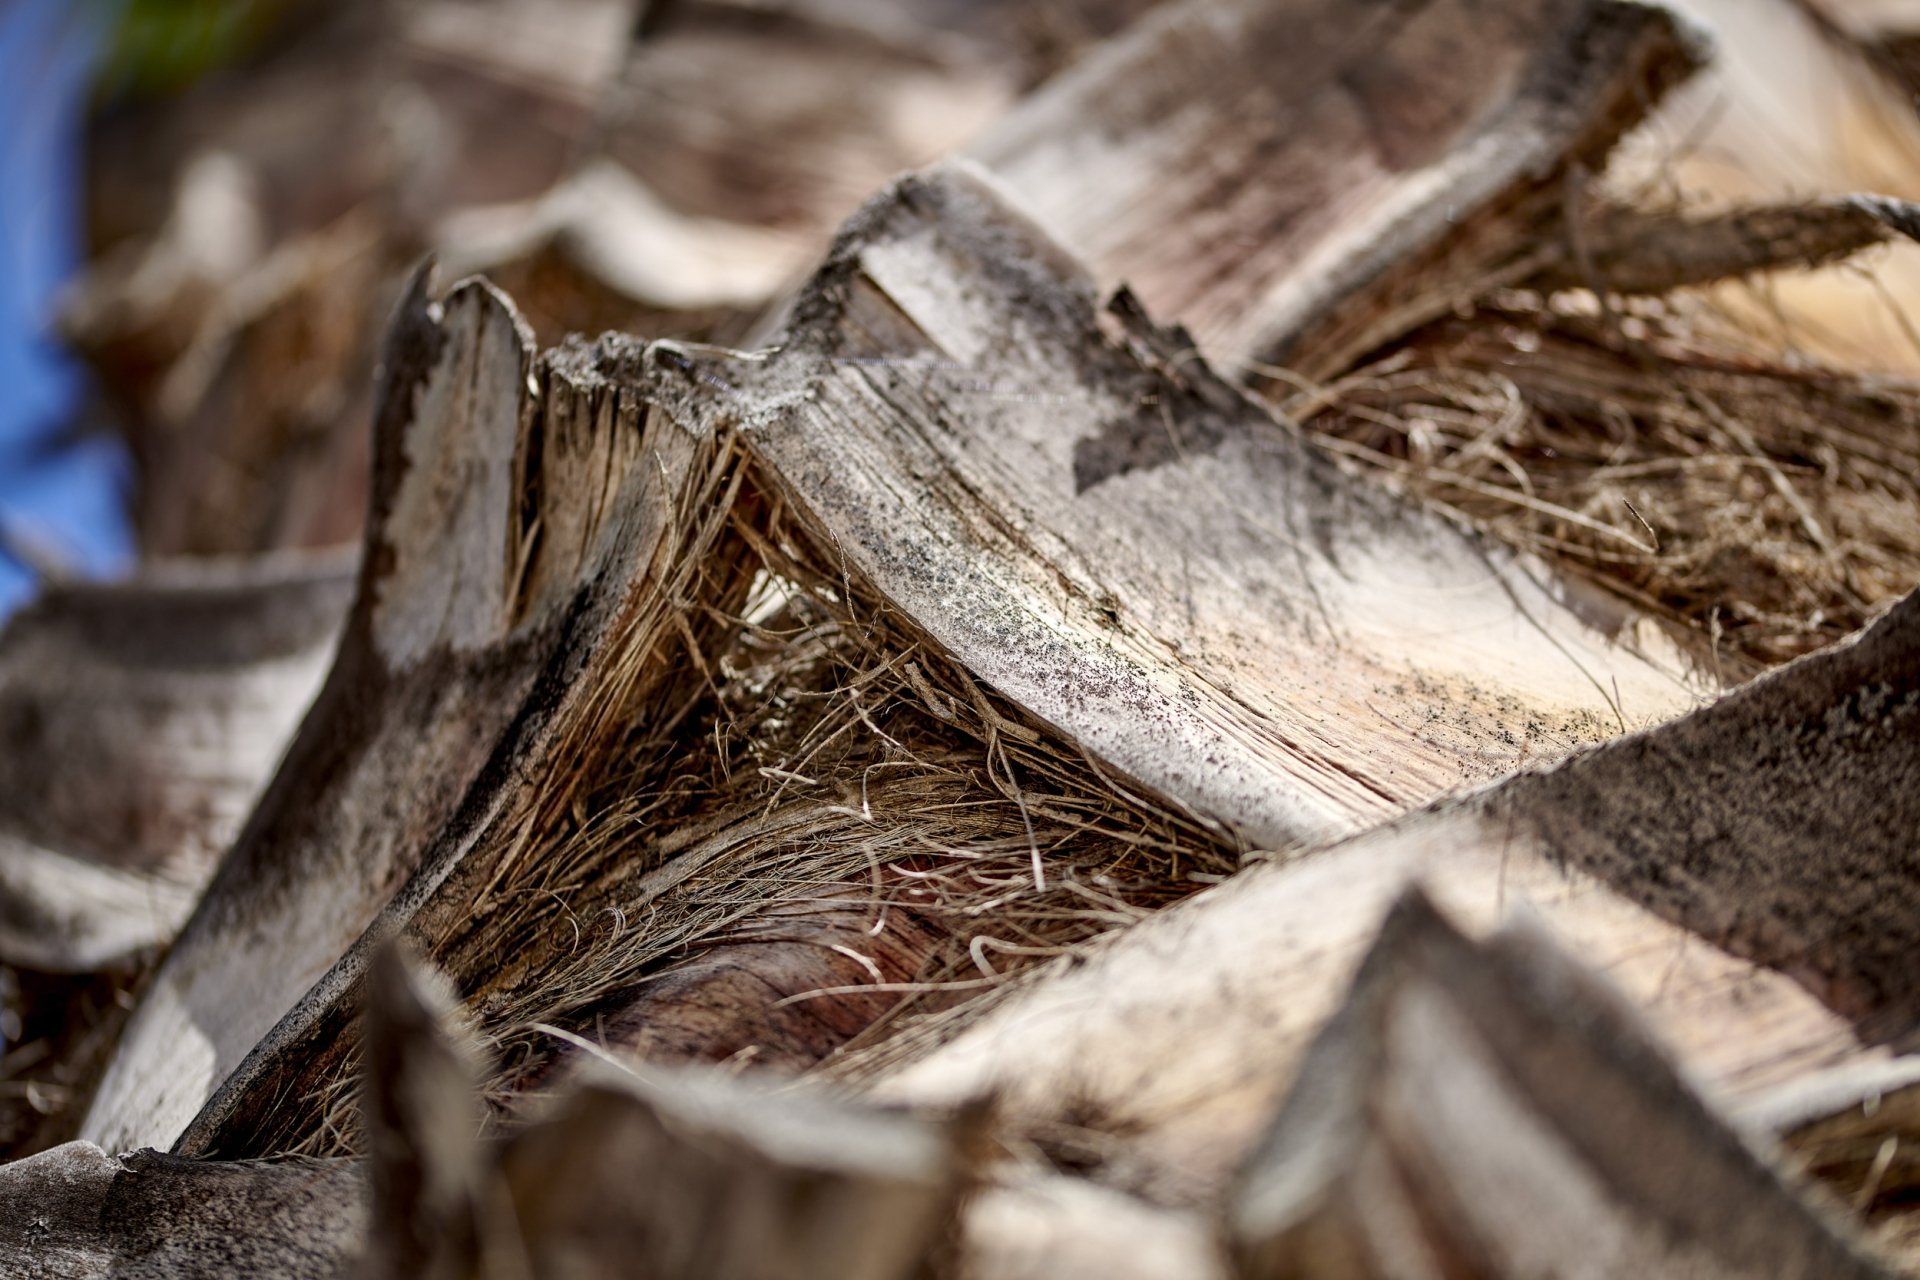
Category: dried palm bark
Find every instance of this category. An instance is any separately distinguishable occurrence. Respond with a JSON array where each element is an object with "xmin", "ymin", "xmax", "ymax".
[
  {"xmin": 70, "ymin": 0, "xmax": 1738, "ymax": 1163},
  {"xmin": 8, "ymin": 0, "xmax": 1920, "ymax": 1273},
  {"xmin": 973, "ymin": 0, "xmax": 1705, "ymax": 380},
  {"xmin": 80, "ymin": 269, "xmax": 724, "ymax": 1153}
]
